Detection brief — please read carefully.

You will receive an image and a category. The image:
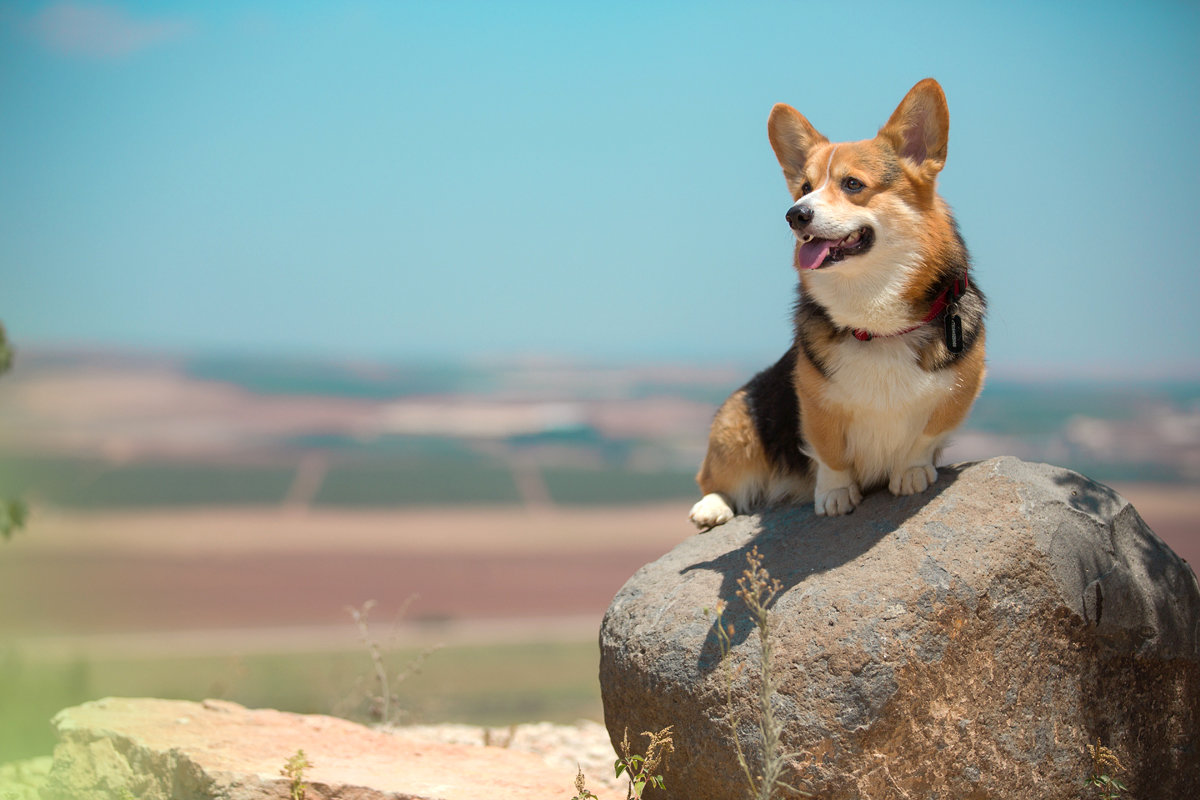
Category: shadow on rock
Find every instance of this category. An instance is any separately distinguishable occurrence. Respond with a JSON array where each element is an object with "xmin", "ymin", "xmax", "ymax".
[{"xmin": 685, "ymin": 463, "xmax": 971, "ymax": 673}]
